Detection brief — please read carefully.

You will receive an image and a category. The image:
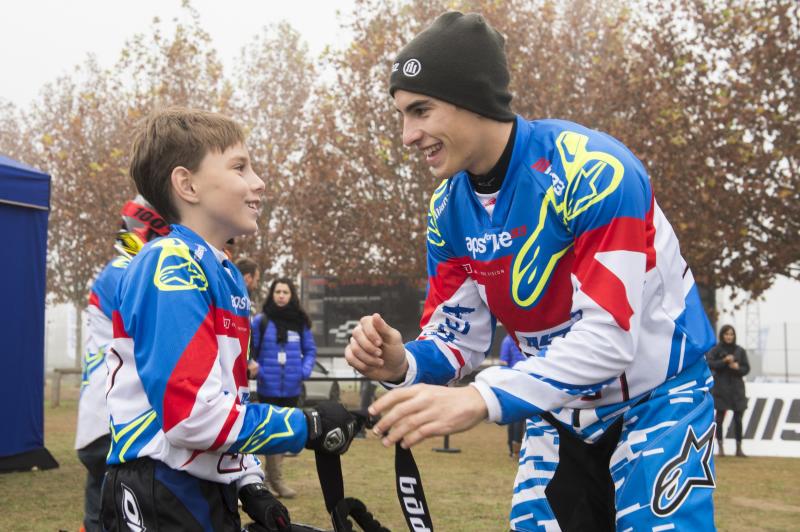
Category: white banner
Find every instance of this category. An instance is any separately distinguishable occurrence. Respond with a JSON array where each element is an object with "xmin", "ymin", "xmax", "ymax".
[{"xmin": 717, "ymin": 382, "xmax": 800, "ymax": 458}]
